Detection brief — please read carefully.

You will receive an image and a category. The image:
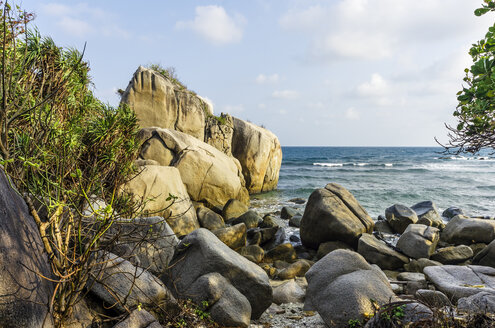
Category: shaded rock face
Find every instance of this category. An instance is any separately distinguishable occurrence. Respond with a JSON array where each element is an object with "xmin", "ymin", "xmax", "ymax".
[
  {"xmin": 424, "ymin": 265, "xmax": 495, "ymax": 302},
  {"xmin": 300, "ymin": 183, "xmax": 374, "ymax": 250},
  {"xmin": 113, "ymin": 309, "xmax": 162, "ymax": 328},
  {"xmin": 357, "ymin": 233, "xmax": 409, "ymax": 270},
  {"xmin": 89, "ymin": 252, "xmax": 177, "ymax": 314},
  {"xmin": 411, "ymin": 201, "xmax": 444, "ymax": 229},
  {"xmin": 166, "ymin": 229, "xmax": 272, "ymax": 319},
  {"xmin": 107, "ymin": 217, "xmax": 178, "ymax": 276},
  {"xmin": 473, "ymin": 240, "xmax": 495, "ymax": 268},
  {"xmin": 123, "ymin": 165, "xmax": 199, "ymax": 237},
  {"xmin": 139, "ymin": 128, "xmax": 249, "ymax": 208},
  {"xmin": 0, "ymin": 169, "xmax": 55, "ymax": 327},
  {"xmin": 231, "ymin": 117, "xmax": 282, "ymax": 193},
  {"xmin": 305, "ymin": 249, "xmax": 396, "ymax": 327},
  {"xmin": 431, "ymin": 245, "xmax": 473, "ymax": 265},
  {"xmin": 121, "ymin": 66, "xmax": 208, "ymax": 141},
  {"xmin": 441, "ymin": 215, "xmax": 495, "ymax": 245},
  {"xmin": 204, "ymin": 113, "xmax": 234, "ymax": 156},
  {"xmin": 458, "ymin": 291, "xmax": 495, "ymax": 314}
]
